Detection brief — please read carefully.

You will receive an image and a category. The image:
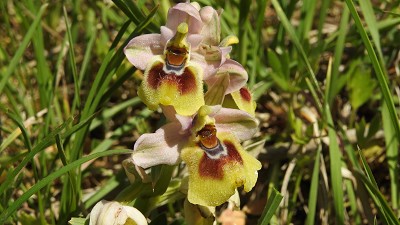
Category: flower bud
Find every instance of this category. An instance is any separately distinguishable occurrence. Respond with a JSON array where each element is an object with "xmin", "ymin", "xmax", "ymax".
[{"xmin": 89, "ymin": 200, "xmax": 148, "ymax": 225}]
